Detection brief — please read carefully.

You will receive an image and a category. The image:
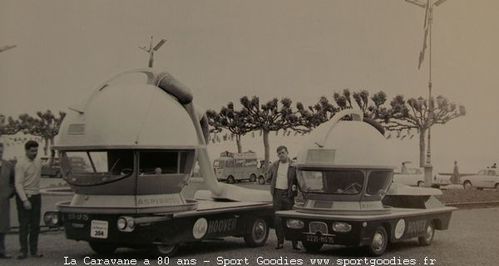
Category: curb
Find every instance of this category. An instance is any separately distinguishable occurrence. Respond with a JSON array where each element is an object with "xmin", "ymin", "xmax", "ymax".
[{"xmin": 445, "ymin": 201, "xmax": 499, "ymax": 208}]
